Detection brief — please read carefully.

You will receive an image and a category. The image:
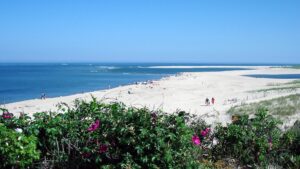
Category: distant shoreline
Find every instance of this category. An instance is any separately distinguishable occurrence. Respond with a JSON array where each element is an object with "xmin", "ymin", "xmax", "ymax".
[
  {"xmin": 2, "ymin": 66, "xmax": 300, "ymax": 129},
  {"xmin": 0, "ymin": 64, "xmax": 262, "ymax": 104}
]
